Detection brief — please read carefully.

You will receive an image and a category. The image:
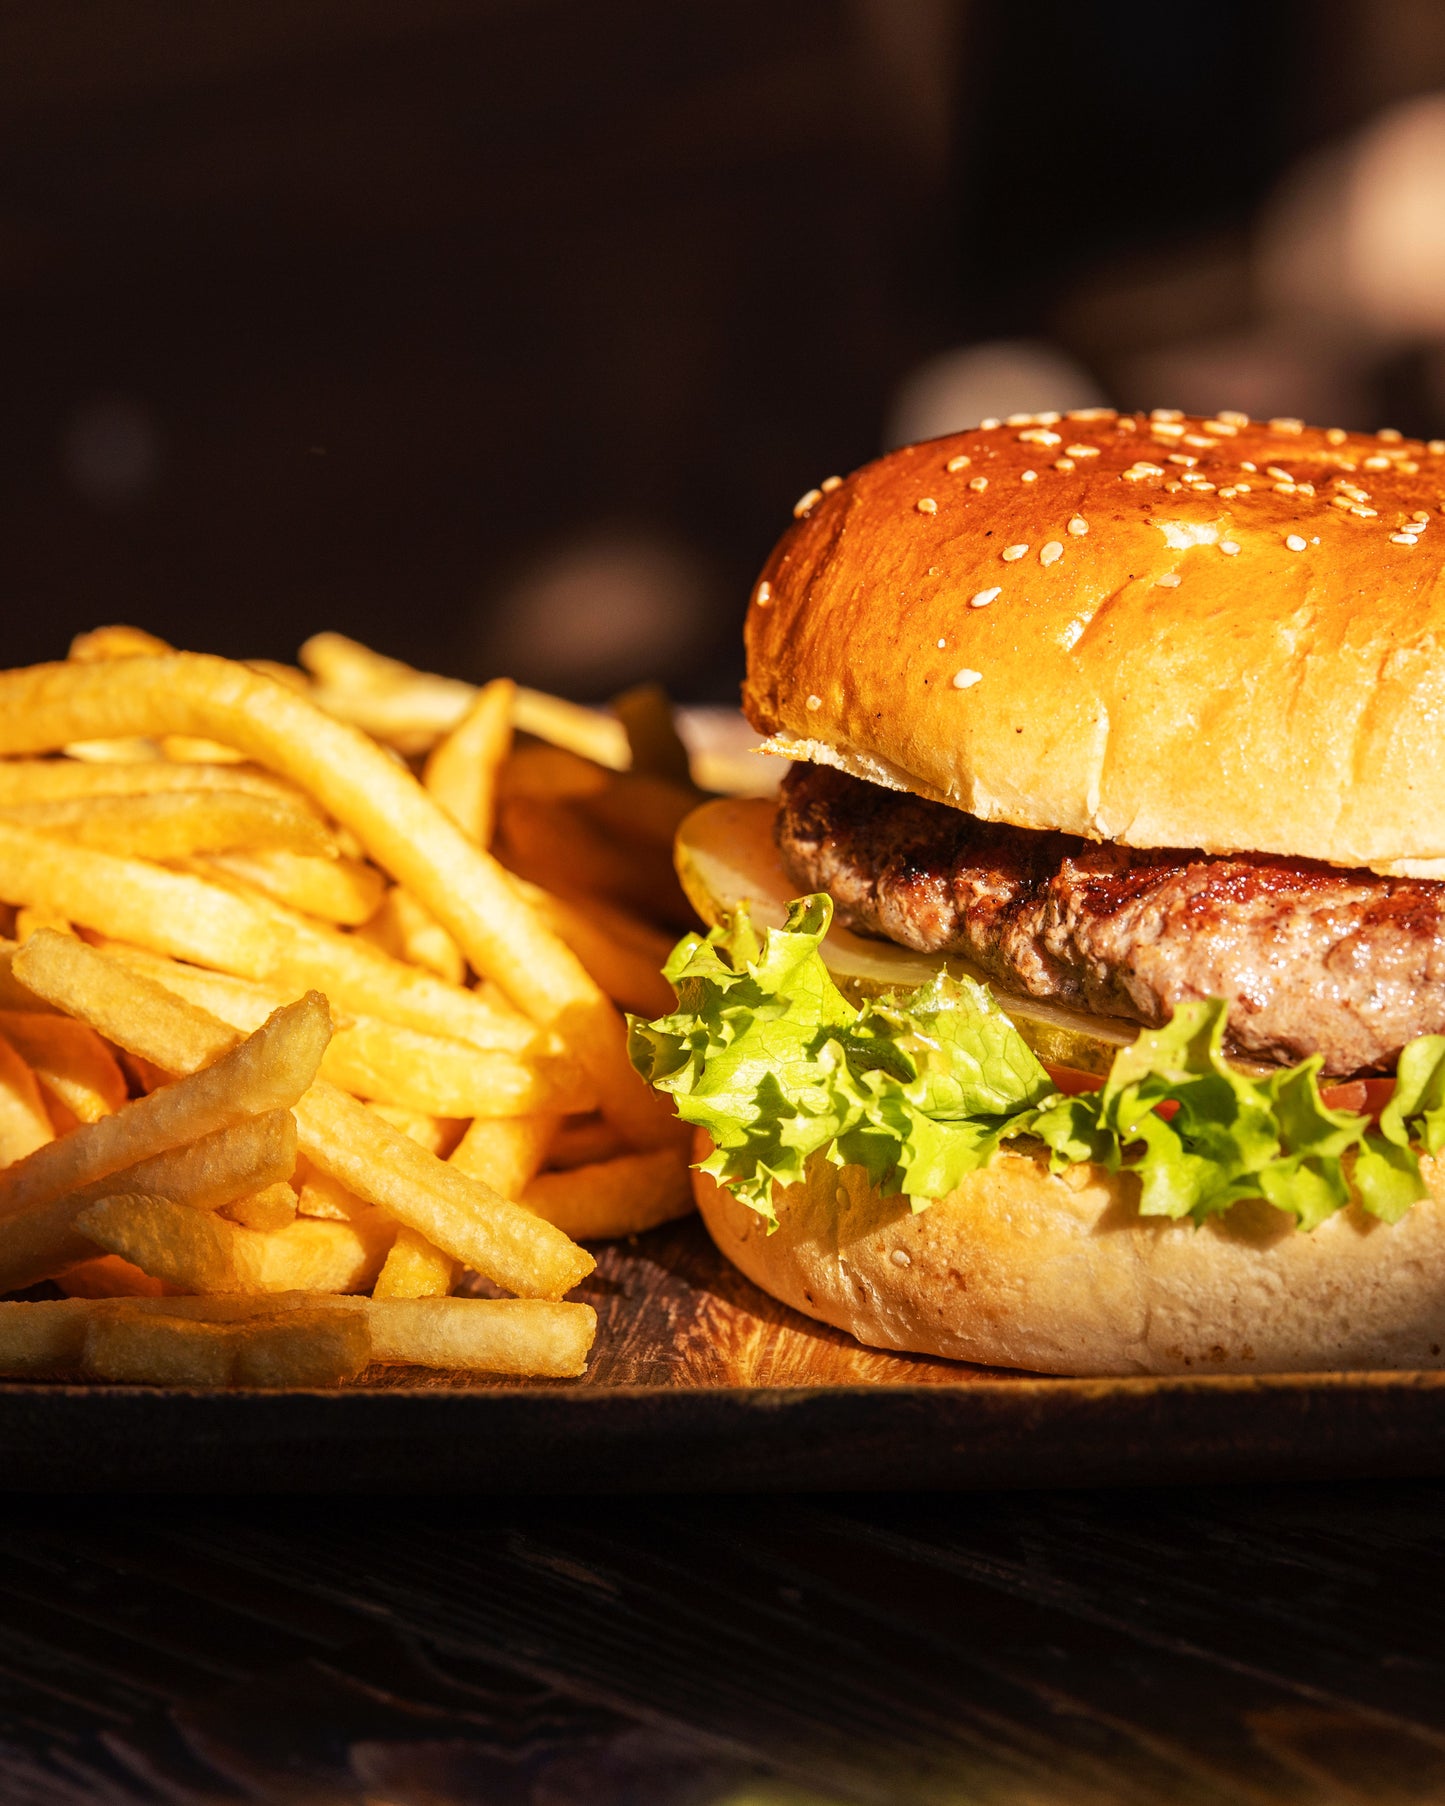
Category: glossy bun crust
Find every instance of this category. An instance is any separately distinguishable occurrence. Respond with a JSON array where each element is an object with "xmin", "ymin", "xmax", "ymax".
[
  {"xmin": 692, "ymin": 1134, "xmax": 1445, "ymax": 1376},
  {"xmin": 743, "ymin": 413, "xmax": 1445, "ymax": 876}
]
